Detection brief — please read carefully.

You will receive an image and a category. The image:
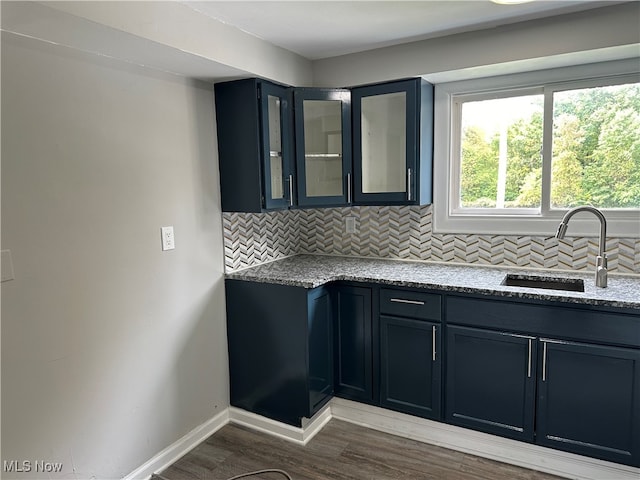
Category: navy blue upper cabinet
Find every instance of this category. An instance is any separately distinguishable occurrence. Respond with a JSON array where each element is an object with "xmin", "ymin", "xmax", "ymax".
[
  {"xmin": 352, "ymin": 78, "xmax": 434, "ymax": 205},
  {"xmin": 294, "ymin": 88, "xmax": 352, "ymax": 207},
  {"xmin": 215, "ymin": 78, "xmax": 295, "ymax": 212},
  {"xmin": 215, "ymin": 77, "xmax": 433, "ymax": 211}
]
